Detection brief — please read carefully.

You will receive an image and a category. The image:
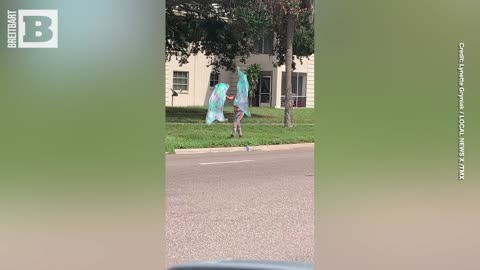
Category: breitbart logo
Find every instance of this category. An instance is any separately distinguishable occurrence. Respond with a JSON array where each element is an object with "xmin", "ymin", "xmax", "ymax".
[{"xmin": 7, "ymin": 9, "xmax": 58, "ymax": 48}]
